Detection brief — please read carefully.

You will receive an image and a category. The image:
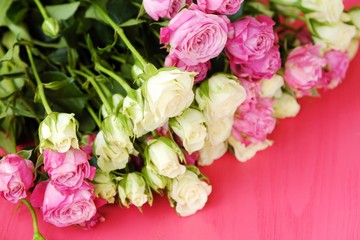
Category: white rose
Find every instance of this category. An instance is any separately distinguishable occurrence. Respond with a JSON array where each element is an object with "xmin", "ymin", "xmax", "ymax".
[
  {"xmin": 198, "ymin": 141, "xmax": 228, "ymax": 166},
  {"xmin": 206, "ymin": 117, "xmax": 234, "ymax": 146},
  {"xmin": 142, "ymin": 164, "xmax": 167, "ymax": 191},
  {"xmin": 169, "ymin": 170, "xmax": 212, "ymax": 217},
  {"xmin": 142, "ymin": 68, "xmax": 195, "ymax": 119},
  {"xmin": 196, "ymin": 74, "xmax": 246, "ymax": 121},
  {"xmin": 39, "ymin": 112, "xmax": 79, "ymax": 153},
  {"xmin": 169, "ymin": 108, "xmax": 207, "ymax": 154},
  {"xmin": 102, "ymin": 114, "xmax": 134, "ymax": 151},
  {"xmin": 273, "ymin": 93, "xmax": 301, "ymax": 118},
  {"xmin": 349, "ymin": 8, "xmax": 360, "ymax": 30},
  {"xmin": 147, "ymin": 138, "xmax": 186, "ymax": 178},
  {"xmin": 348, "ymin": 36, "xmax": 360, "ymax": 60},
  {"xmin": 228, "ymin": 136, "xmax": 273, "ymax": 162},
  {"xmin": 101, "ymin": 93, "xmax": 123, "ymax": 118},
  {"xmin": 313, "ymin": 21, "xmax": 357, "ymax": 51},
  {"xmin": 260, "ymin": 75, "xmax": 284, "ymax": 98},
  {"xmin": 124, "ymin": 173, "xmax": 149, "ymax": 207},
  {"xmin": 94, "ymin": 131, "xmax": 130, "ymax": 172},
  {"xmin": 93, "ymin": 171, "xmax": 117, "ymax": 203},
  {"xmin": 122, "ymin": 89, "xmax": 167, "ymax": 137},
  {"xmin": 301, "ymin": 0, "xmax": 344, "ymax": 23}
]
